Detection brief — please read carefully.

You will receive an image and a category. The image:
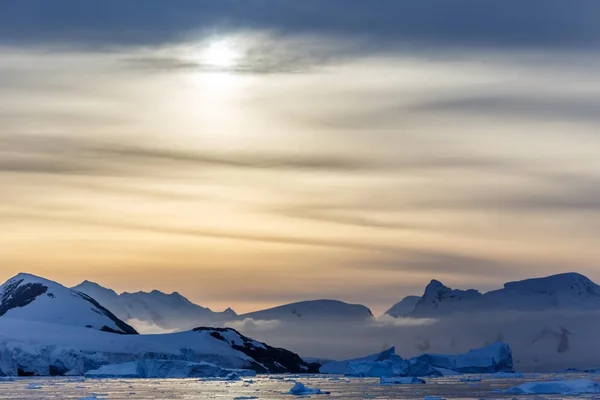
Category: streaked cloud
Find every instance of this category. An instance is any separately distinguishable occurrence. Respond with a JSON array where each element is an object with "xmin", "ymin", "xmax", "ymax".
[{"xmin": 1, "ymin": 2, "xmax": 600, "ymax": 315}]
